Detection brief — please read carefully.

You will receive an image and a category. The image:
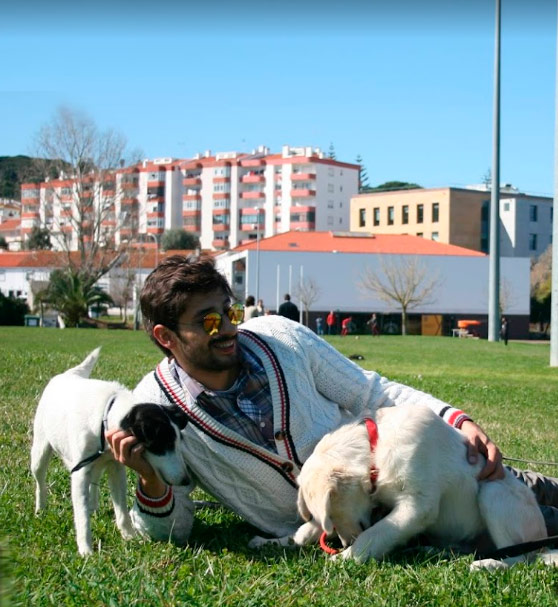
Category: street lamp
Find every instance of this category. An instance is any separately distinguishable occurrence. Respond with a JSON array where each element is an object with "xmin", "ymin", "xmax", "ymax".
[
  {"xmin": 255, "ymin": 208, "xmax": 261, "ymax": 303},
  {"xmin": 146, "ymin": 232, "xmax": 159, "ymax": 267}
]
